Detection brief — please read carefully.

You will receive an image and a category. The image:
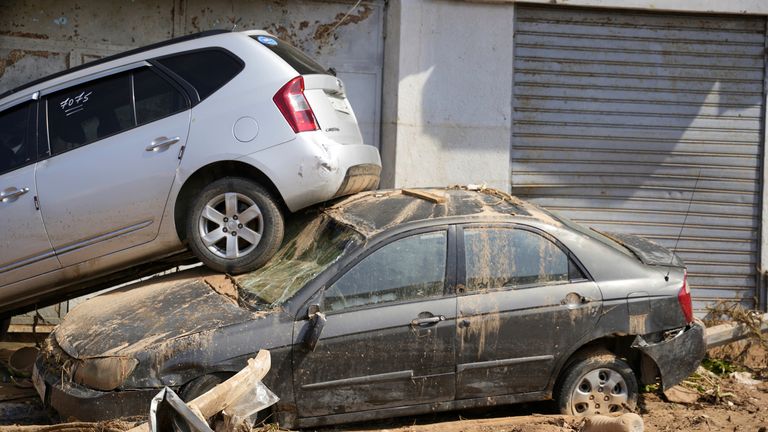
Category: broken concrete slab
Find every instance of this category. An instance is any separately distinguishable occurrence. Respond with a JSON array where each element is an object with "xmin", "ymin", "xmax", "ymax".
[{"xmin": 663, "ymin": 385, "xmax": 700, "ymax": 404}]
